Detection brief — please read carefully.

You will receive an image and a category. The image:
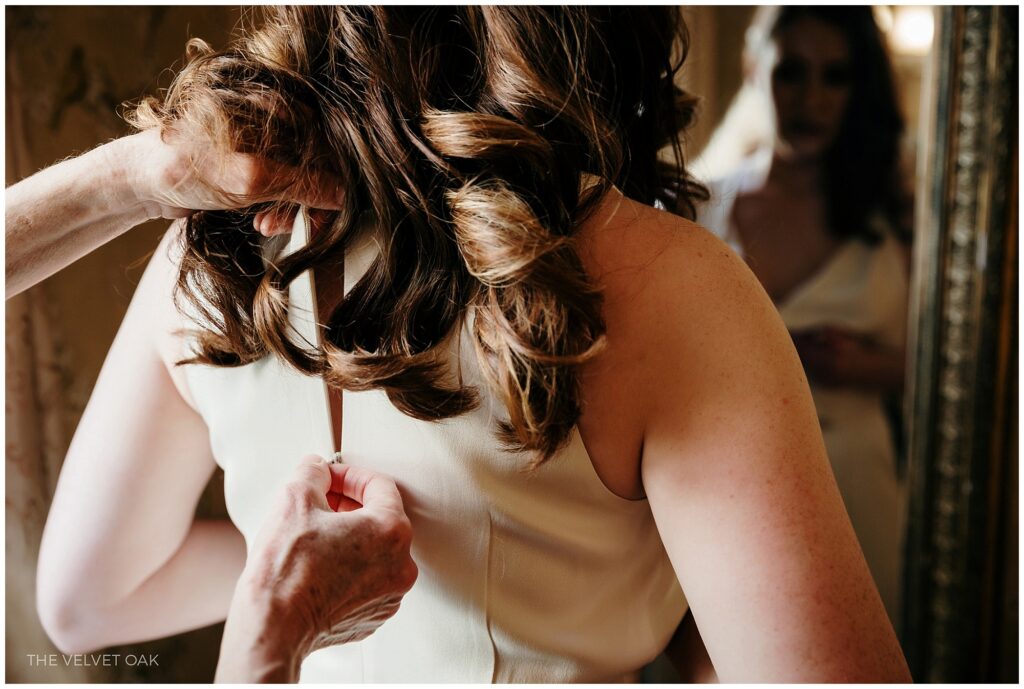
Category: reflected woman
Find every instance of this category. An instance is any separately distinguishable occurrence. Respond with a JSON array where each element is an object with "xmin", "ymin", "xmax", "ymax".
[{"xmin": 697, "ymin": 6, "xmax": 913, "ymax": 628}]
